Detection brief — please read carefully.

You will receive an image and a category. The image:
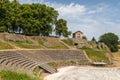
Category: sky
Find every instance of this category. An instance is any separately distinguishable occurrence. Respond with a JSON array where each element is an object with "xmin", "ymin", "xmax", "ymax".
[{"xmin": 18, "ymin": 0, "xmax": 120, "ymax": 40}]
